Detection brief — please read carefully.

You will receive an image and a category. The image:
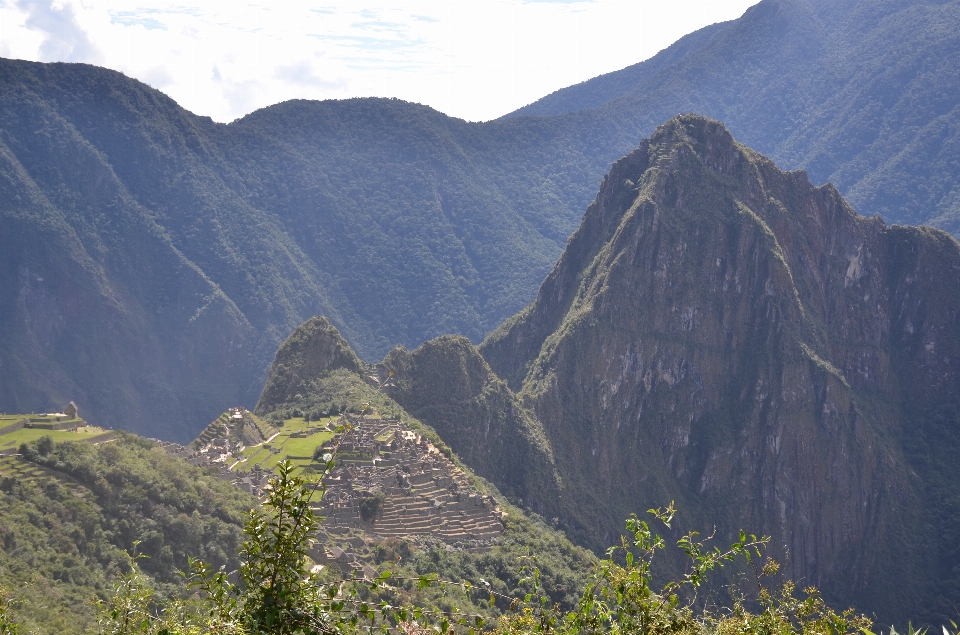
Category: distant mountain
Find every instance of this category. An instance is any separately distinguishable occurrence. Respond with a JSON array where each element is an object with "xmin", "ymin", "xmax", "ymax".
[
  {"xmin": 0, "ymin": 61, "xmax": 612, "ymax": 440},
  {"xmin": 510, "ymin": 0, "xmax": 960, "ymax": 235},
  {"xmin": 3, "ymin": 0, "xmax": 960, "ymax": 441}
]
